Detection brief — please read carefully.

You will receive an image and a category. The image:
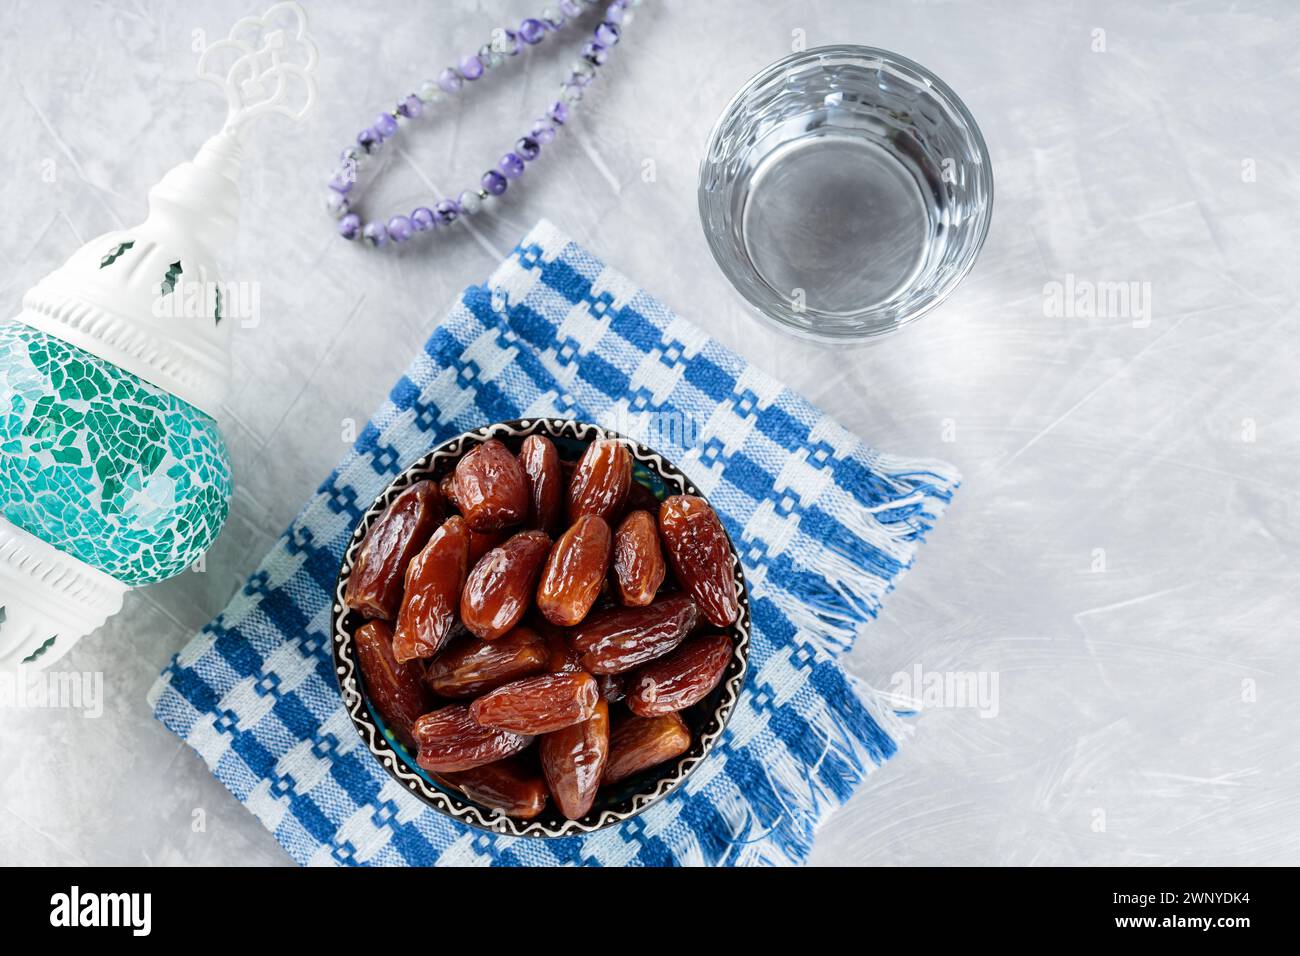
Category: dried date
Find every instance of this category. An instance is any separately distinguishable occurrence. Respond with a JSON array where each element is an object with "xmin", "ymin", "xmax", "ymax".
[
  {"xmin": 518, "ymin": 434, "xmax": 563, "ymax": 534},
  {"xmin": 413, "ymin": 704, "xmax": 534, "ymax": 773},
  {"xmin": 627, "ymin": 632, "xmax": 733, "ymax": 717},
  {"xmin": 392, "ymin": 516, "xmax": 470, "ymax": 663},
  {"xmin": 352, "ymin": 620, "xmax": 432, "ymax": 747},
  {"xmin": 540, "ymin": 699, "xmax": 609, "ymax": 820},
  {"xmin": 440, "ymin": 475, "xmax": 458, "ymax": 510},
  {"xmin": 468, "ymin": 528, "xmax": 506, "ymax": 565},
  {"xmin": 441, "ymin": 759, "xmax": 549, "ymax": 819},
  {"xmin": 449, "ymin": 438, "xmax": 529, "ymax": 532},
  {"xmin": 611, "ymin": 509, "xmax": 666, "ymax": 606},
  {"xmin": 536, "ymin": 514, "xmax": 612, "ymax": 626},
  {"xmin": 603, "ymin": 712, "xmax": 692, "ymax": 785},
  {"xmin": 597, "ymin": 673, "xmax": 626, "ymax": 703},
  {"xmin": 567, "ymin": 439, "xmax": 631, "ymax": 524},
  {"xmin": 461, "ymin": 530, "xmax": 551, "ymax": 640},
  {"xmin": 571, "ymin": 594, "xmax": 699, "ymax": 674},
  {"xmin": 535, "ymin": 619, "xmax": 584, "ymax": 673},
  {"xmin": 424, "ymin": 626, "xmax": 549, "ymax": 699},
  {"xmin": 533, "ymin": 621, "xmax": 585, "ymax": 671},
  {"xmin": 469, "ymin": 672, "xmax": 600, "ymax": 734},
  {"xmin": 658, "ymin": 495, "xmax": 739, "ymax": 627},
  {"xmin": 344, "ymin": 481, "xmax": 443, "ymax": 620}
]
